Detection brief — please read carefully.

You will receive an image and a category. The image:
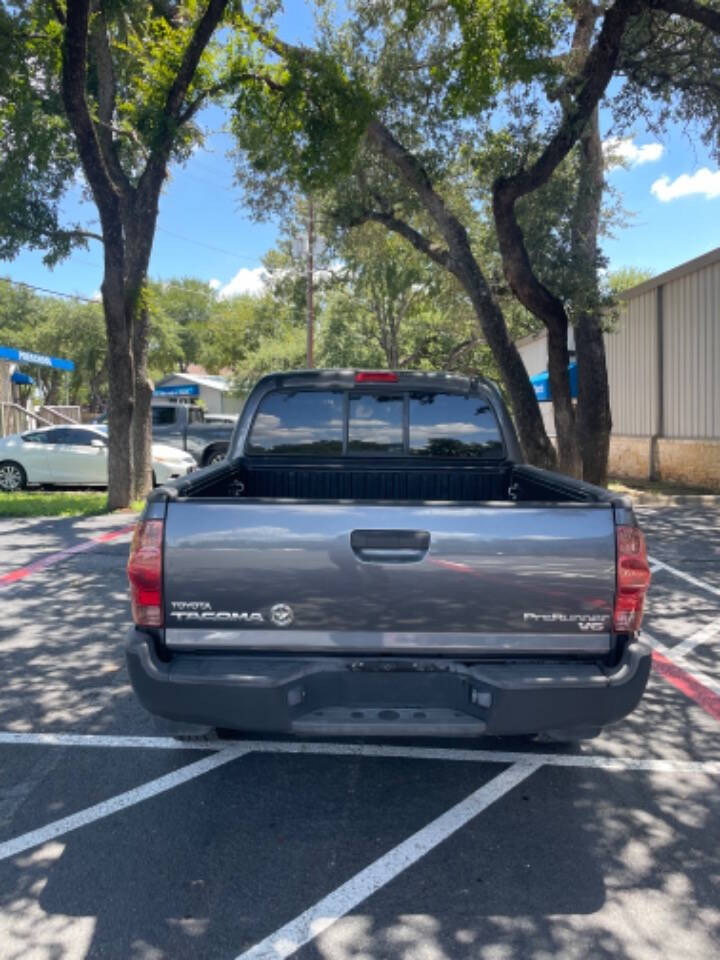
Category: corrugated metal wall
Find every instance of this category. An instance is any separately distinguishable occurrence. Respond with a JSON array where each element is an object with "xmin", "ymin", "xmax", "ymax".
[
  {"xmin": 604, "ymin": 291, "xmax": 657, "ymax": 436},
  {"xmin": 663, "ymin": 261, "xmax": 720, "ymax": 438},
  {"xmin": 518, "ymin": 249, "xmax": 720, "ymax": 442},
  {"xmin": 605, "ymin": 253, "xmax": 720, "ymax": 440}
]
